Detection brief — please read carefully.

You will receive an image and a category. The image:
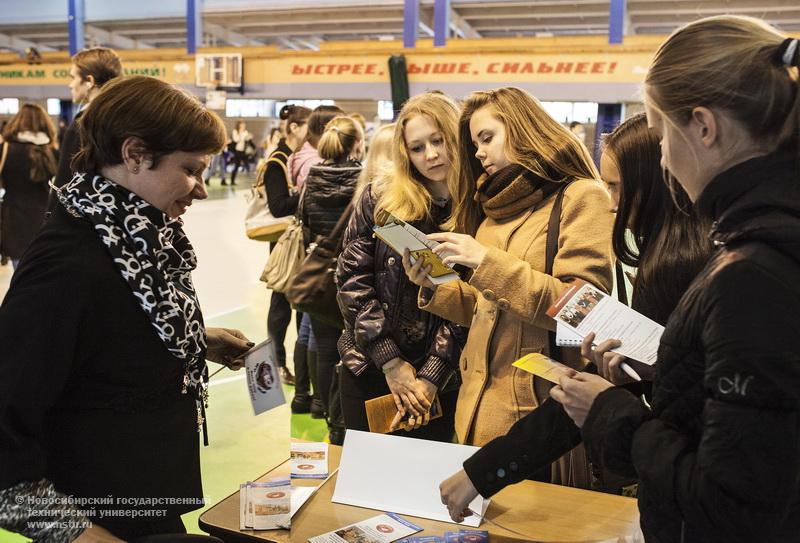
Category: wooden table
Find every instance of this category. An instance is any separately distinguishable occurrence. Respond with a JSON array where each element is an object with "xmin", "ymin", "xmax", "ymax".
[
  {"xmin": 201, "ymin": 445, "xmax": 641, "ymax": 543},
  {"xmin": 198, "ymin": 453, "xmax": 321, "ymax": 543},
  {"xmin": 292, "ymin": 446, "xmax": 641, "ymax": 543}
]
